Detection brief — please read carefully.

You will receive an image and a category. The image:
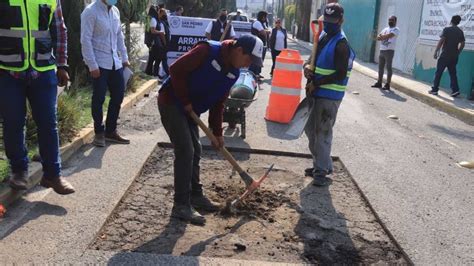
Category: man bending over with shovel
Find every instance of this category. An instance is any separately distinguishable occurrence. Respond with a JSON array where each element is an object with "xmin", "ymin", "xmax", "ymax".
[{"xmin": 158, "ymin": 35, "xmax": 264, "ymax": 225}]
